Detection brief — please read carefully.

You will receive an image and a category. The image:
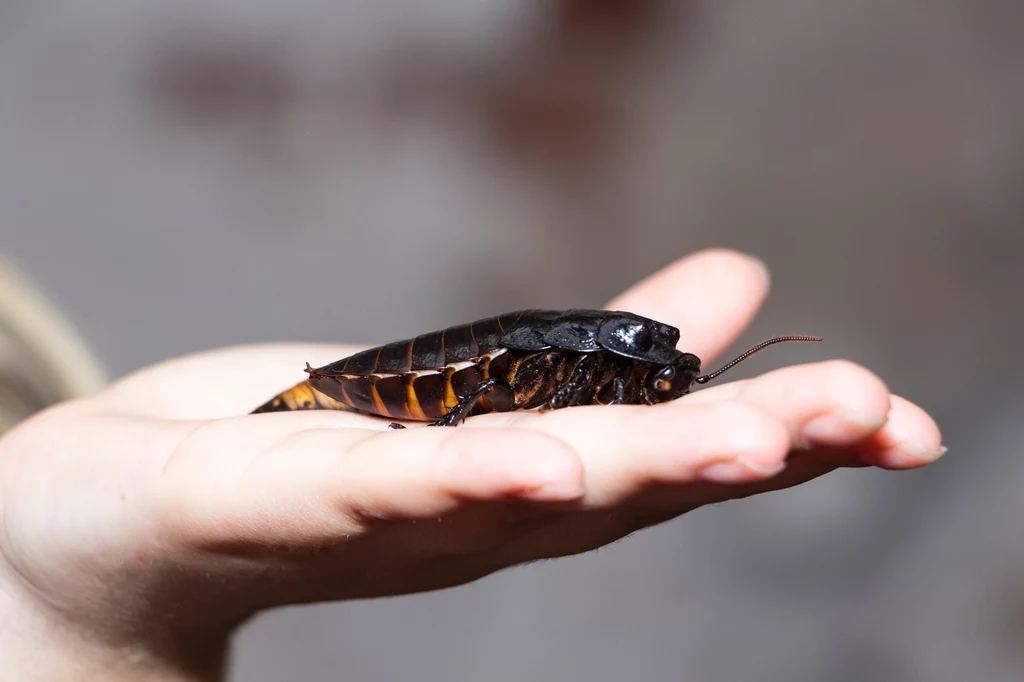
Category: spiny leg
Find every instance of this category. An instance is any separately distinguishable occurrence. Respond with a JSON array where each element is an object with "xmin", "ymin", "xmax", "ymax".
[
  {"xmin": 594, "ymin": 364, "xmax": 631, "ymax": 406},
  {"xmin": 594, "ymin": 362, "xmax": 633, "ymax": 406},
  {"xmin": 431, "ymin": 378, "xmax": 499, "ymax": 427},
  {"xmin": 540, "ymin": 355, "xmax": 601, "ymax": 412}
]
